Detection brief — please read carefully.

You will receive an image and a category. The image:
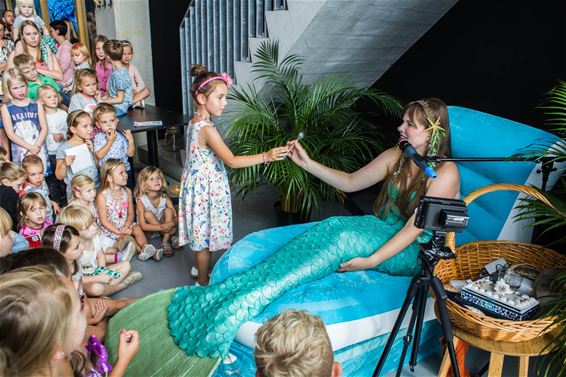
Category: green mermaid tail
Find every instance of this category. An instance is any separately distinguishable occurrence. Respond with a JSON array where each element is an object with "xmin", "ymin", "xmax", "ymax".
[{"xmin": 168, "ymin": 215, "xmax": 429, "ymax": 358}]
